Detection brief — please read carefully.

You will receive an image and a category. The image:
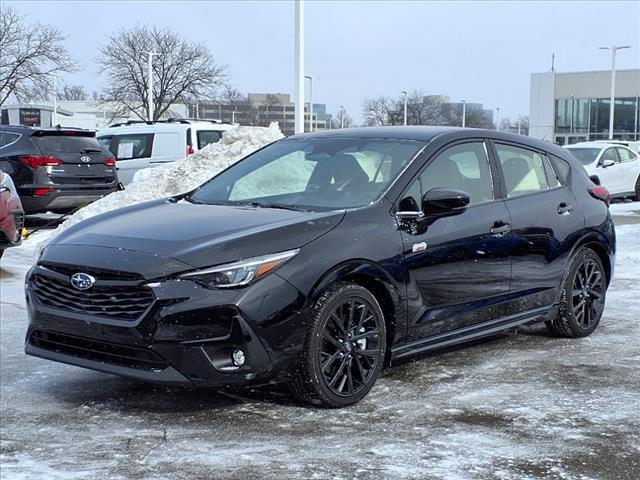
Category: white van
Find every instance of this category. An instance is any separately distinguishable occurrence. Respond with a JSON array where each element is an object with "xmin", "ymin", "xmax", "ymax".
[{"xmin": 97, "ymin": 119, "xmax": 236, "ymax": 185}]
